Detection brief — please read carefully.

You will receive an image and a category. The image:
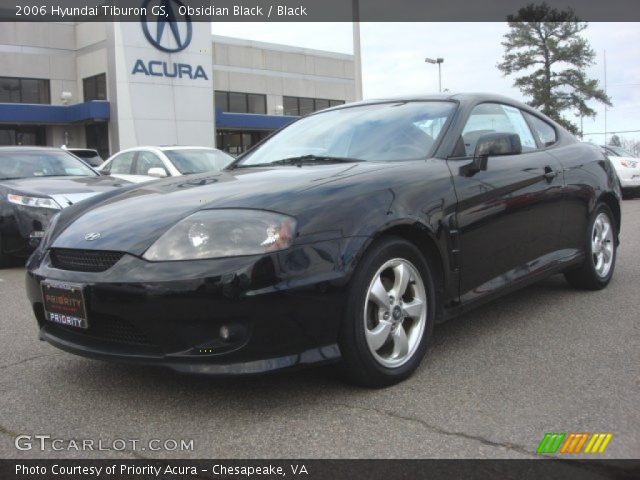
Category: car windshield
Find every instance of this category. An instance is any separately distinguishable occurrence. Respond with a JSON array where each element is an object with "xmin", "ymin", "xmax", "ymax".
[
  {"xmin": 237, "ymin": 101, "xmax": 456, "ymax": 166},
  {"xmin": 0, "ymin": 150, "xmax": 97, "ymax": 180},
  {"xmin": 164, "ymin": 149, "xmax": 234, "ymax": 174},
  {"xmin": 607, "ymin": 146, "xmax": 635, "ymax": 158}
]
